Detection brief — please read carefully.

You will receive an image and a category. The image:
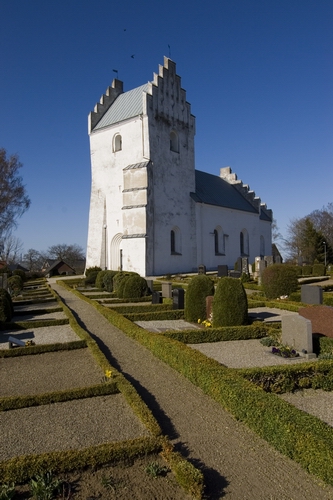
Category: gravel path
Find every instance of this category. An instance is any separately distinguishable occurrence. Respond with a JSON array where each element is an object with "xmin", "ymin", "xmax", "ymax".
[{"xmin": 49, "ymin": 282, "xmax": 333, "ymax": 500}]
